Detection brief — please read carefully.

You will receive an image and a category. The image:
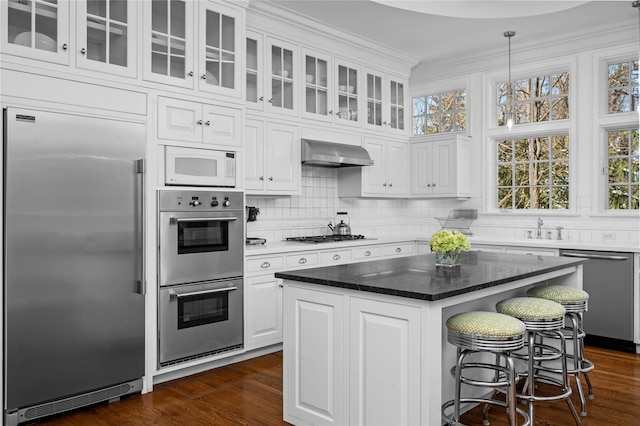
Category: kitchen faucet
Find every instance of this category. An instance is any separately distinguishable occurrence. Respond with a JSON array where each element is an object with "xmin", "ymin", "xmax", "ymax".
[{"xmin": 536, "ymin": 217, "xmax": 543, "ymax": 239}]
